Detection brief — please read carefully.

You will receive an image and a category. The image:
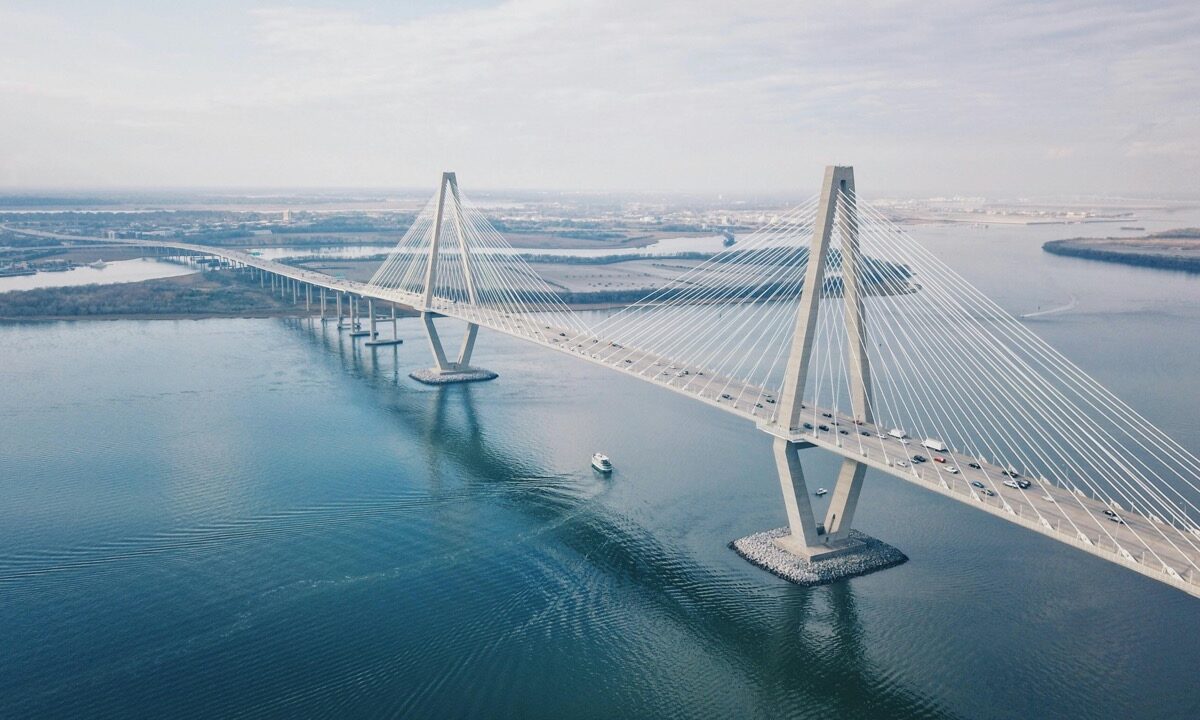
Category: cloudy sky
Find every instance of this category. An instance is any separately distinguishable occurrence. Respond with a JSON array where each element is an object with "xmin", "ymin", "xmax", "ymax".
[{"xmin": 1, "ymin": 0, "xmax": 1197, "ymax": 197}]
